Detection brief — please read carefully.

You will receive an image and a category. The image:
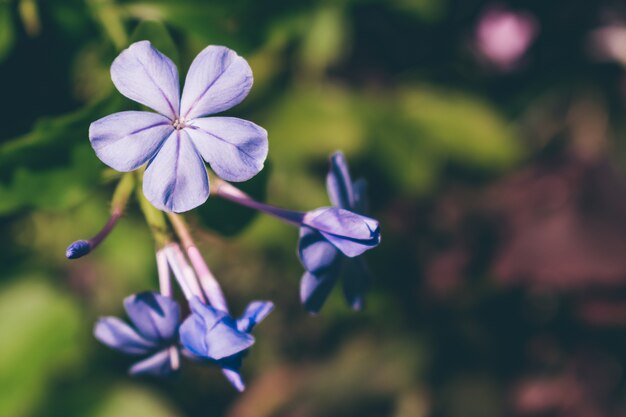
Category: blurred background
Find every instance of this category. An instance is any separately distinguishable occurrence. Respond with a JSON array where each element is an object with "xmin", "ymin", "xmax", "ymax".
[{"xmin": 3, "ymin": 0, "xmax": 626, "ymax": 416}]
